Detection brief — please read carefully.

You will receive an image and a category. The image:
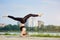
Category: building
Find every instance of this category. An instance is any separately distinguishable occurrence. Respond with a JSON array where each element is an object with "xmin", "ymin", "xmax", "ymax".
[
  {"xmin": 38, "ymin": 21, "xmax": 44, "ymax": 28},
  {"xmin": 25, "ymin": 17, "xmax": 38, "ymax": 27},
  {"xmin": 17, "ymin": 17, "xmax": 44, "ymax": 27},
  {"xmin": 0, "ymin": 23, "xmax": 6, "ymax": 27}
]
